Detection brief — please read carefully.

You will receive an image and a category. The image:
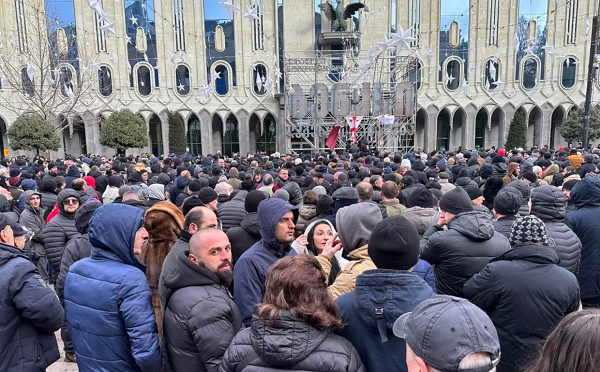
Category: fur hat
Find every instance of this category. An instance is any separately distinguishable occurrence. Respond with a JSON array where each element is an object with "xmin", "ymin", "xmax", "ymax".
[{"xmin": 144, "ymin": 201, "xmax": 184, "ymax": 230}]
